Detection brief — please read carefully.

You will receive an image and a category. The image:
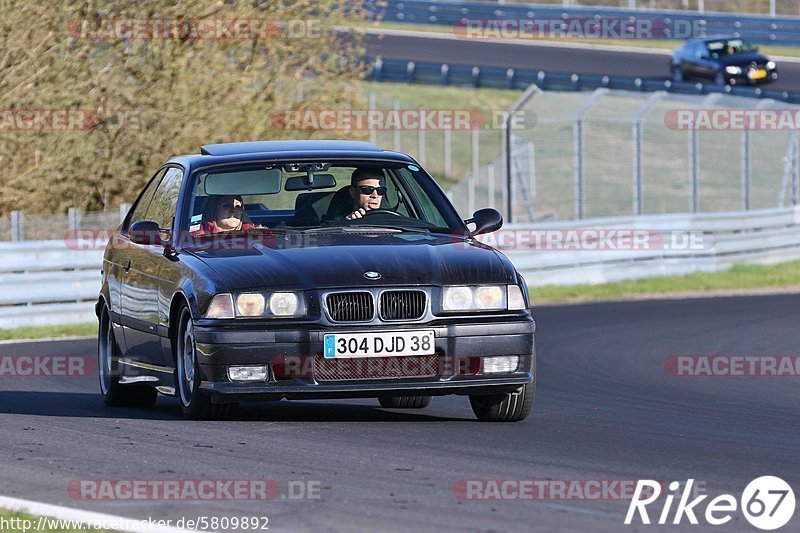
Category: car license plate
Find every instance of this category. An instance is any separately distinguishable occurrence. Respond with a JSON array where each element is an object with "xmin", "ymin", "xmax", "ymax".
[
  {"xmin": 323, "ymin": 330, "xmax": 435, "ymax": 358},
  {"xmin": 749, "ymin": 69, "xmax": 767, "ymax": 80}
]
